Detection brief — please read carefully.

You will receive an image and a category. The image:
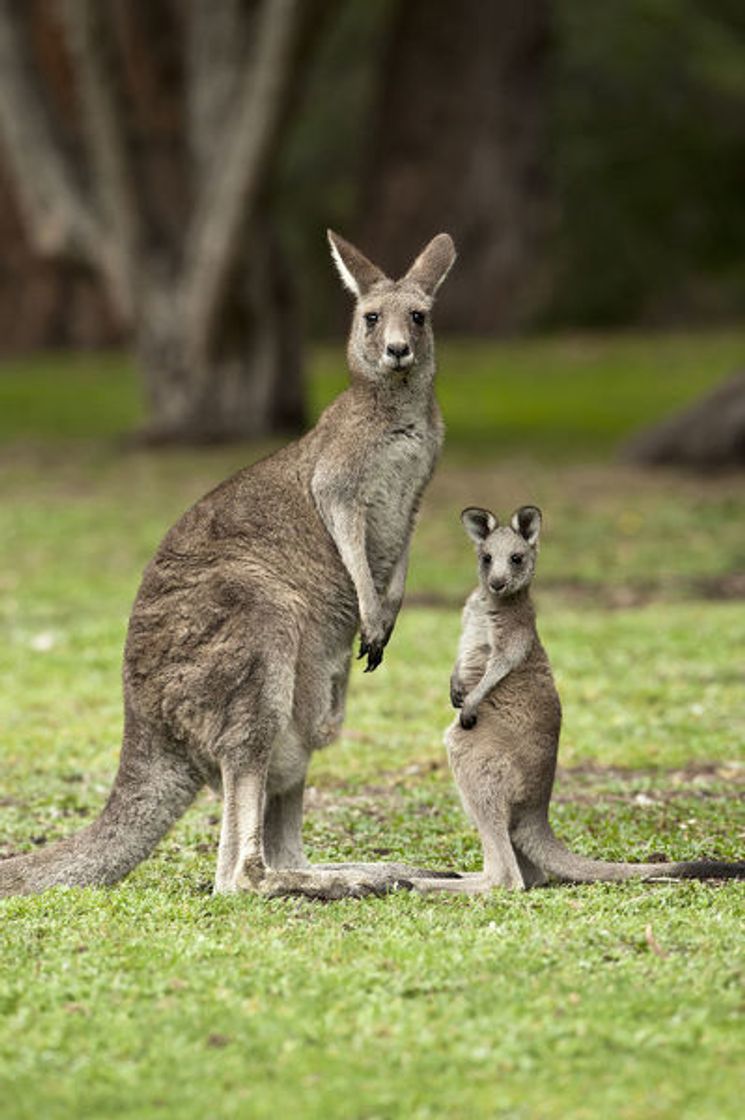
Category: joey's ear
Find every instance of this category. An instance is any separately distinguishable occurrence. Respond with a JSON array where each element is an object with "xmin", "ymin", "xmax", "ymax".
[
  {"xmin": 327, "ymin": 230, "xmax": 386, "ymax": 297},
  {"xmin": 403, "ymin": 233, "xmax": 457, "ymax": 296},
  {"xmin": 511, "ymin": 506, "xmax": 542, "ymax": 545},
  {"xmin": 461, "ymin": 507, "xmax": 498, "ymax": 543}
]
